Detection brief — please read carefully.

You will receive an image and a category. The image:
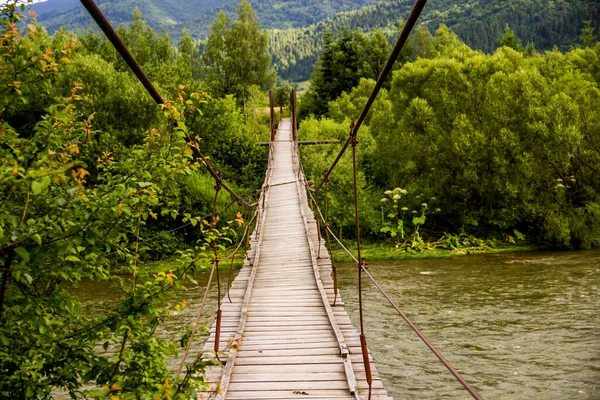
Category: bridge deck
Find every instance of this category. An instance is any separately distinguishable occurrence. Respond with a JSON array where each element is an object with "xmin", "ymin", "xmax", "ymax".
[{"xmin": 201, "ymin": 119, "xmax": 390, "ymax": 399}]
